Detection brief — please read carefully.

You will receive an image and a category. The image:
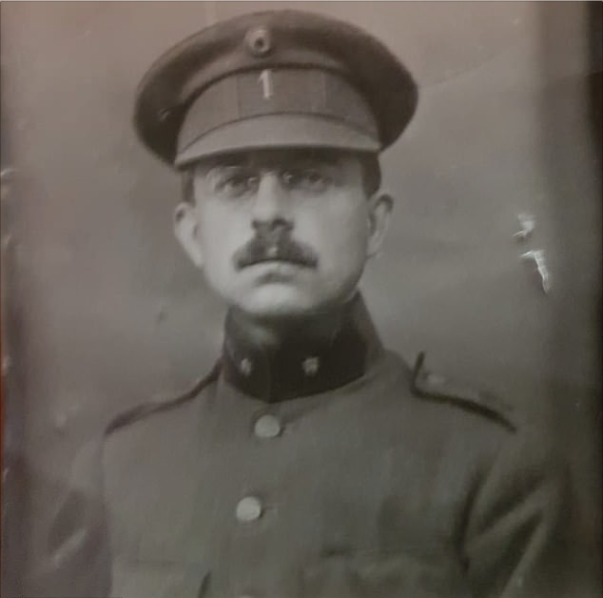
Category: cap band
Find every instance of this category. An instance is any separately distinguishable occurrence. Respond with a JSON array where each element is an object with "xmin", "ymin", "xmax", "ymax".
[{"xmin": 176, "ymin": 67, "xmax": 380, "ymax": 164}]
